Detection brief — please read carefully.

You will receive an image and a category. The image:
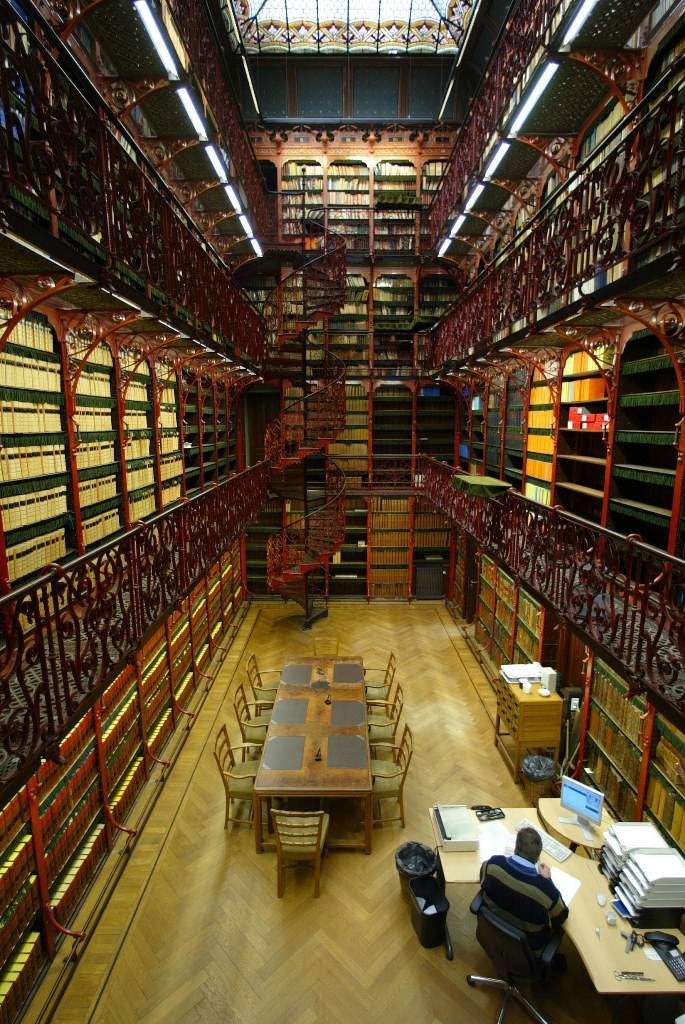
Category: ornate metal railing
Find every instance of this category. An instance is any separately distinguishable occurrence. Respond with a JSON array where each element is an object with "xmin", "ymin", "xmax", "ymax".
[
  {"xmin": 0, "ymin": 461, "xmax": 270, "ymax": 795},
  {"xmin": 165, "ymin": 0, "xmax": 275, "ymax": 241},
  {"xmin": 428, "ymin": 0, "xmax": 562, "ymax": 246},
  {"xmin": 430, "ymin": 58, "xmax": 685, "ymax": 368},
  {"xmin": 418, "ymin": 456, "xmax": 685, "ymax": 720},
  {"xmin": 264, "ymin": 353, "xmax": 347, "ymax": 465},
  {"xmin": 0, "ymin": 0, "xmax": 264, "ymax": 363},
  {"xmin": 266, "ymin": 461, "xmax": 346, "ymax": 588}
]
